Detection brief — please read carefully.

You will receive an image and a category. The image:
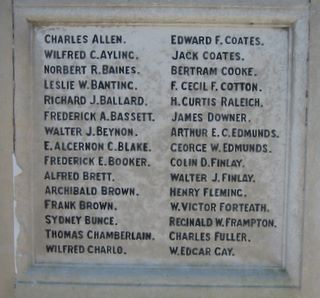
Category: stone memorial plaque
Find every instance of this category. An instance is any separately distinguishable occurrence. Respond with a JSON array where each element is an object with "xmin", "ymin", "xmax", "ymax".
[
  {"xmin": 32, "ymin": 25, "xmax": 289, "ymax": 268},
  {"xmin": 0, "ymin": 0, "xmax": 314, "ymax": 296}
]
